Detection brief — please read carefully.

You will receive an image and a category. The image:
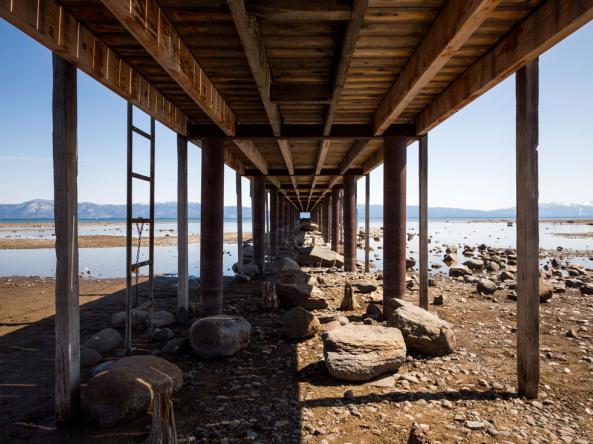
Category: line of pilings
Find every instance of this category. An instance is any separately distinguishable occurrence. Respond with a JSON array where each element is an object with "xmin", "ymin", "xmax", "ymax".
[{"xmin": 49, "ymin": 54, "xmax": 542, "ymax": 423}]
